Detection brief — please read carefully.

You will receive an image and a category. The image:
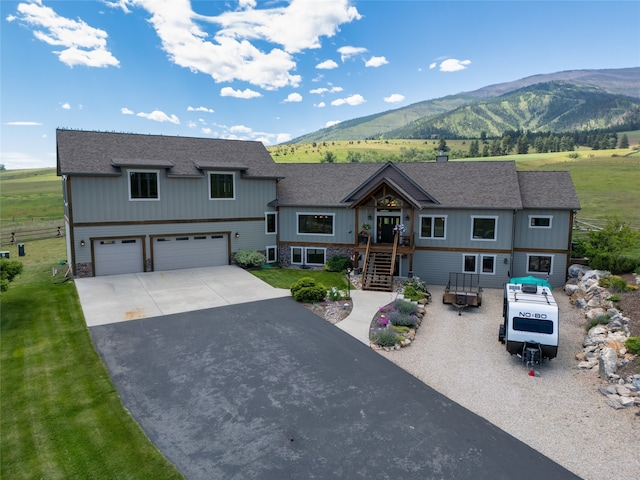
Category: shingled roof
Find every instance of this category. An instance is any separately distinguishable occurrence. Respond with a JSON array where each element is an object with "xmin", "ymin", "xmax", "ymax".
[
  {"xmin": 274, "ymin": 161, "xmax": 527, "ymax": 209},
  {"xmin": 517, "ymin": 171, "xmax": 581, "ymax": 210},
  {"xmin": 56, "ymin": 129, "xmax": 281, "ymax": 178},
  {"xmin": 57, "ymin": 130, "xmax": 579, "ymax": 211}
]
